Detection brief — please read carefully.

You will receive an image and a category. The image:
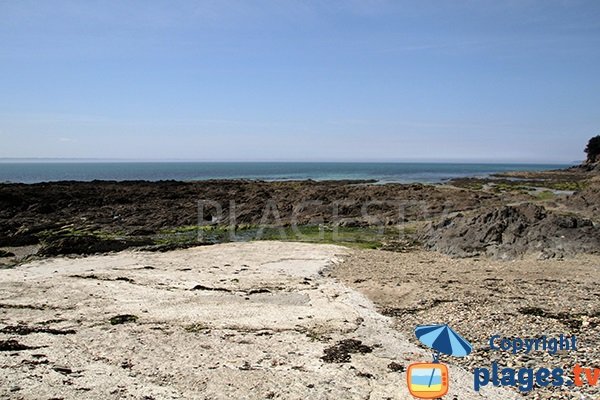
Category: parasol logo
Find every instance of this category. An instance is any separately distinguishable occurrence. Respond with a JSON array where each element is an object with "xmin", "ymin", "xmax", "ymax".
[{"xmin": 407, "ymin": 324, "xmax": 472, "ymax": 399}]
